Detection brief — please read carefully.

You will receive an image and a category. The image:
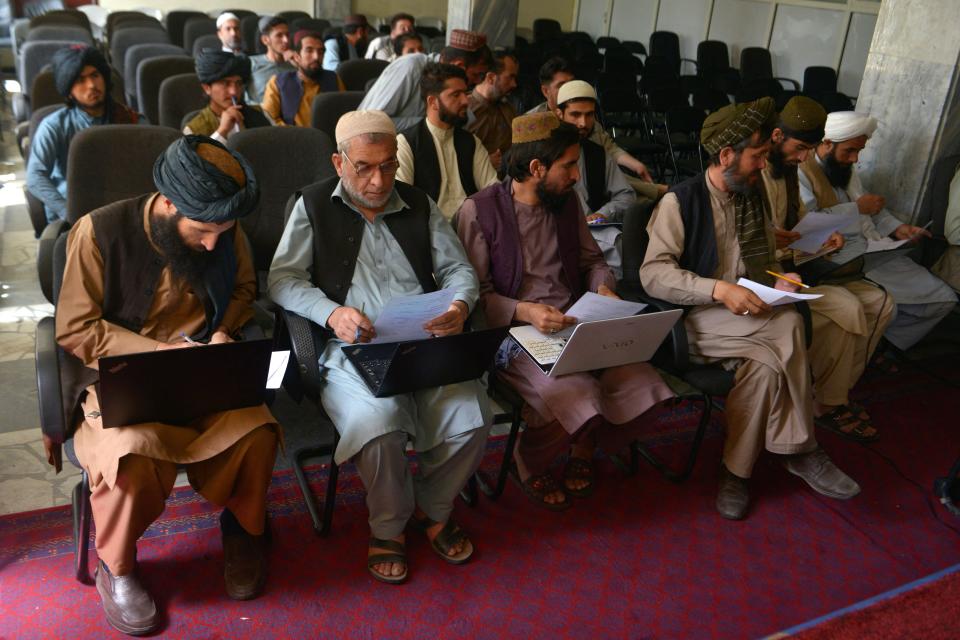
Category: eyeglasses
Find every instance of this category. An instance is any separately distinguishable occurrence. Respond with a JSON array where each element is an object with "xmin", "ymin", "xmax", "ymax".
[{"xmin": 340, "ymin": 151, "xmax": 399, "ymax": 180}]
